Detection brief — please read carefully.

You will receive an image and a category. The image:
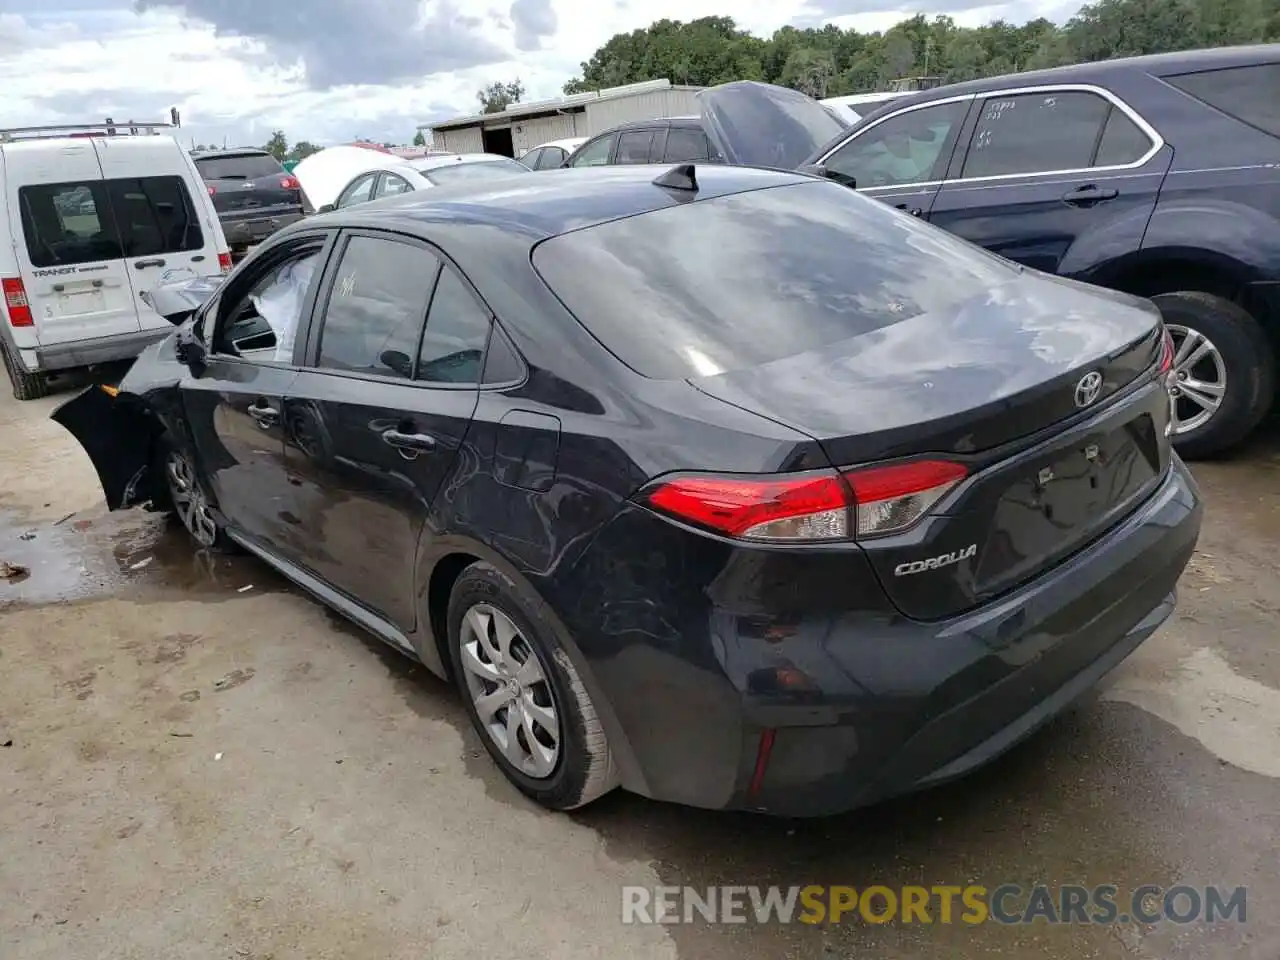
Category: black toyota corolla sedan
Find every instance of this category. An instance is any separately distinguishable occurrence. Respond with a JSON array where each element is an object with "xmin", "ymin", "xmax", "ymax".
[{"xmin": 53, "ymin": 163, "xmax": 1202, "ymax": 817}]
